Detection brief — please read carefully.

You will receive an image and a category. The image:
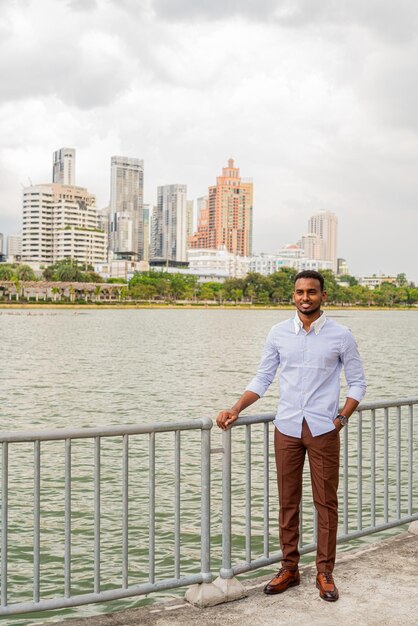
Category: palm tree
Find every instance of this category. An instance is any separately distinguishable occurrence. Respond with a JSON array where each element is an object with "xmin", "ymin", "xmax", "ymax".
[{"xmin": 51, "ymin": 286, "xmax": 60, "ymax": 303}]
